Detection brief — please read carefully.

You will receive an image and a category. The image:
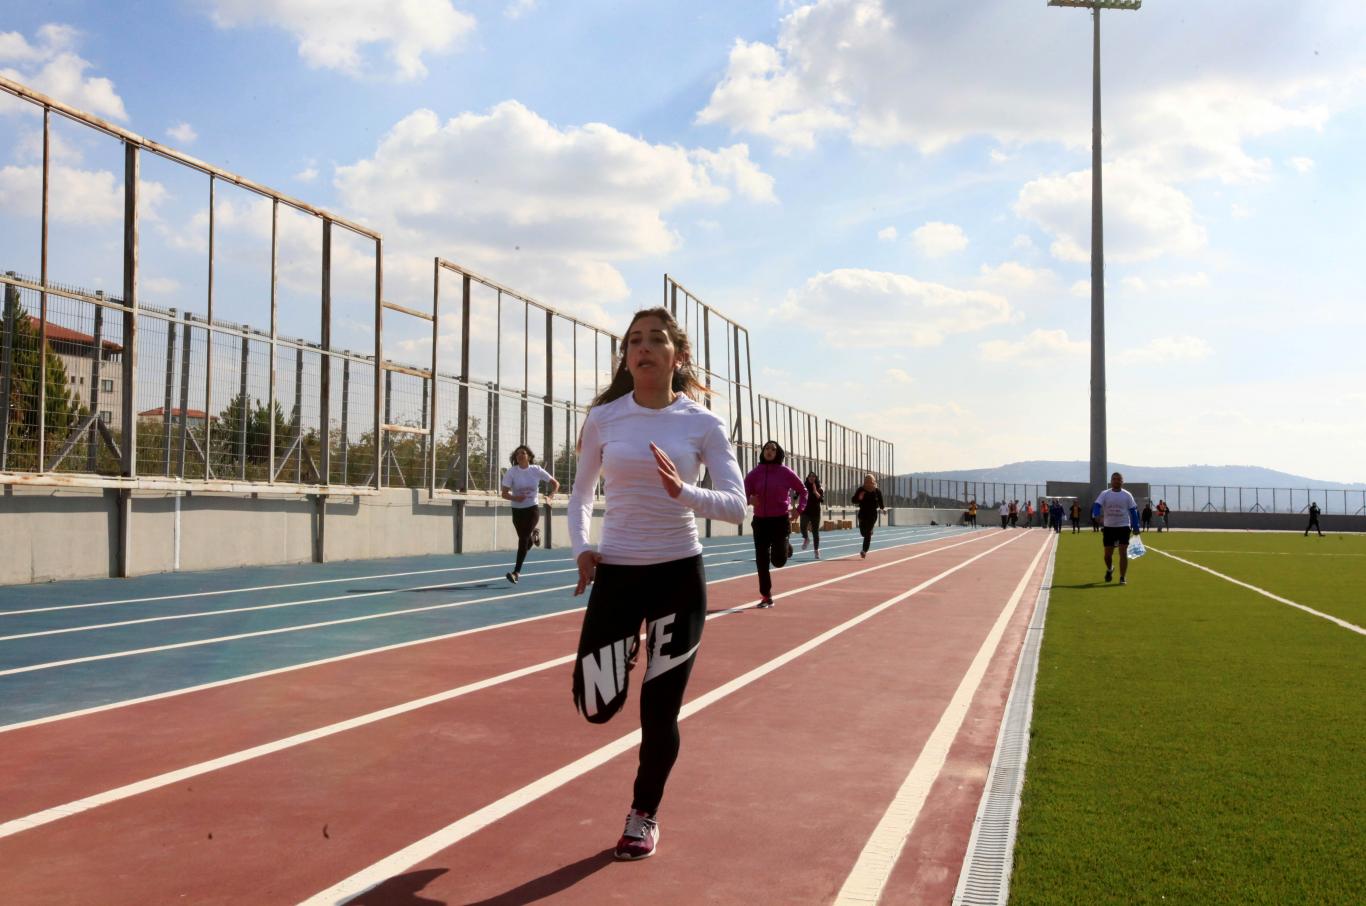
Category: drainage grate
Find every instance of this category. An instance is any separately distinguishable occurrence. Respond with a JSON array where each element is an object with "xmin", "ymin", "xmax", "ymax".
[{"xmin": 951, "ymin": 538, "xmax": 1058, "ymax": 906}]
